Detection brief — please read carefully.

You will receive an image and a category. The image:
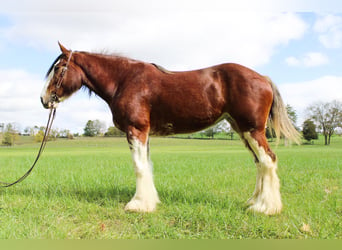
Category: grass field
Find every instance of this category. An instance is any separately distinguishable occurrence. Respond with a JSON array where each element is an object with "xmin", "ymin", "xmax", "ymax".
[{"xmin": 0, "ymin": 136, "xmax": 341, "ymax": 239}]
